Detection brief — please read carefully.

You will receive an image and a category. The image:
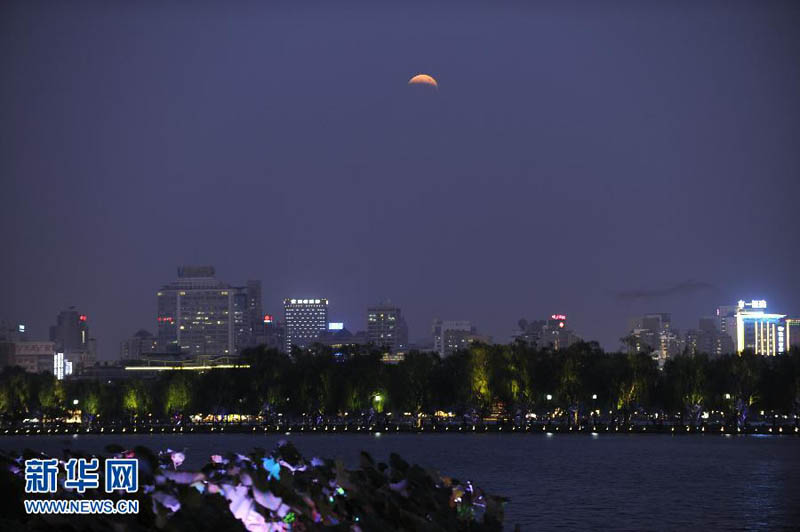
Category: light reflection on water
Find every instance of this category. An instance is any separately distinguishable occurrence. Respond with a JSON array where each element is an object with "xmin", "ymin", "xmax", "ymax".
[{"xmin": 2, "ymin": 433, "xmax": 798, "ymax": 529}]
